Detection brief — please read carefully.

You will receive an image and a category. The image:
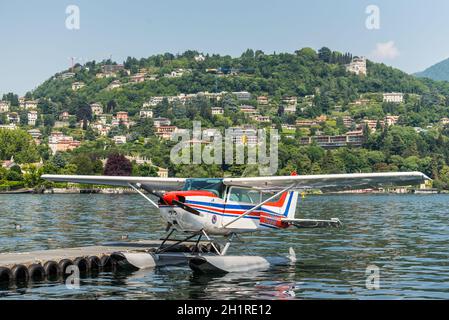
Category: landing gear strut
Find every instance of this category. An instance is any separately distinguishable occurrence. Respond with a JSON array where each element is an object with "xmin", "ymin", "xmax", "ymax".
[{"xmin": 155, "ymin": 228, "xmax": 226, "ymax": 255}]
